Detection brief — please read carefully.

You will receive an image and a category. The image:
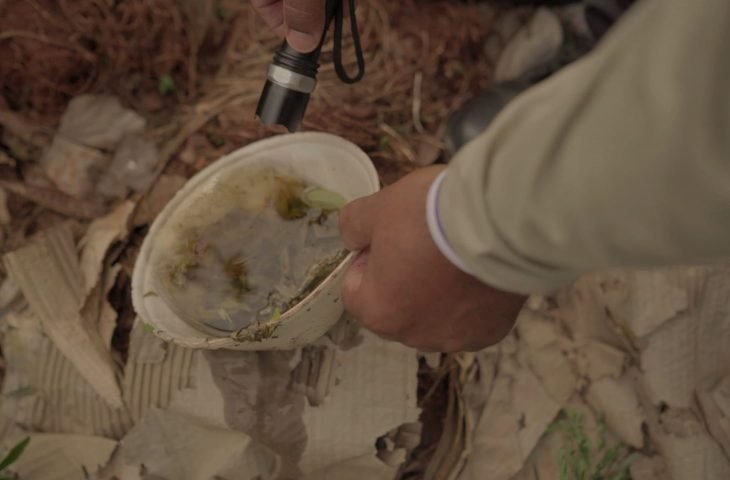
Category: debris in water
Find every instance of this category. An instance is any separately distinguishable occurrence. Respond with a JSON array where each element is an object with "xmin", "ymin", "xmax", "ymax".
[{"xmin": 158, "ymin": 167, "xmax": 346, "ymax": 337}]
